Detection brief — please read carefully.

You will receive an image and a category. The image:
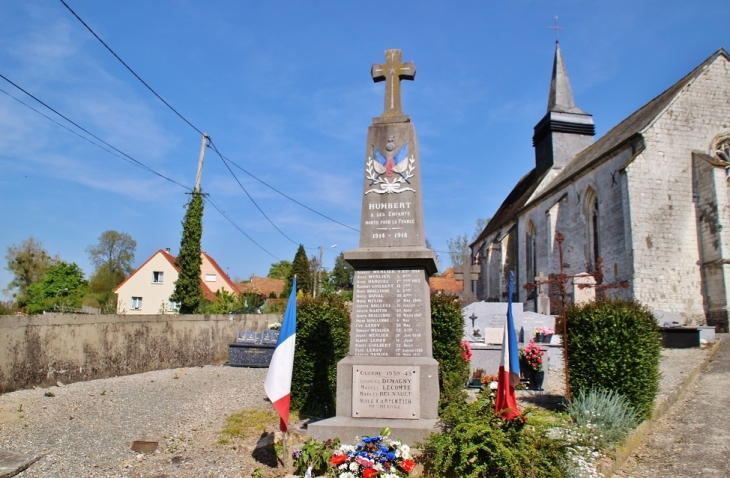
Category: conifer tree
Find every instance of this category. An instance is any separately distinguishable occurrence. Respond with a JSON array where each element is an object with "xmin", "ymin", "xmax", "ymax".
[
  {"xmin": 171, "ymin": 192, "xmax": 204, "ymax": 313},
  {"xmin": 287, "ymin": 244, "xmax": 311, "ymax": 295}
]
